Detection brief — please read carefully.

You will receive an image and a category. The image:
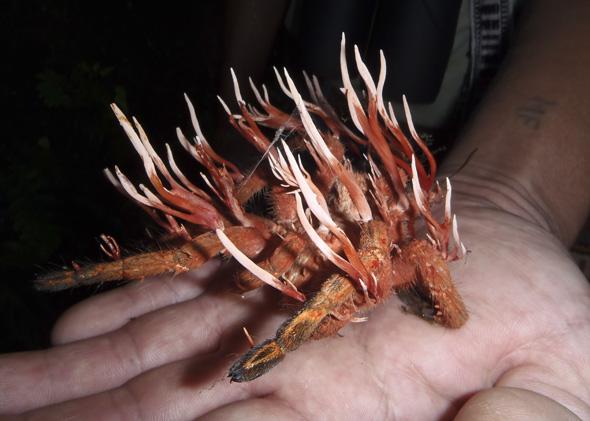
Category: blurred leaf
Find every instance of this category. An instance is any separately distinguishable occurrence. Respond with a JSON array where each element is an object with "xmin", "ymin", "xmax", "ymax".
[
  {"xmin": 37, "ymin": 69, "xmax": 72, "ymax": 108},
  {"xmin": 114, "ymin": 85, "xmax": 128, "ymax": 109},
  {"xmin": 37, "ymin": 136, "xmax": 50, "ymax": 150}
]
